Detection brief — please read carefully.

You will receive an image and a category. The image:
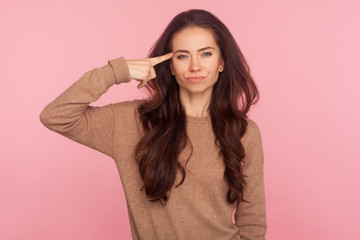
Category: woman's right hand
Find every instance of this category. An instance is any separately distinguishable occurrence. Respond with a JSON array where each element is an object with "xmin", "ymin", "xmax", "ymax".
[{"xmin": 126, "ymin": 52, "xmax": 173, "ymax": 89}]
